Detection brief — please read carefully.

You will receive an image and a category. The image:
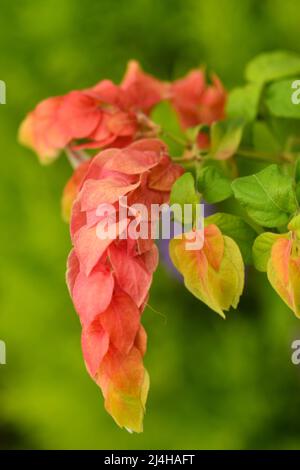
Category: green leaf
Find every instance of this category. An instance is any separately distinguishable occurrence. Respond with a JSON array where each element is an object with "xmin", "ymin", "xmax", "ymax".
[
  {"xmin": 252, "ymin": 232, "xmax": 283, "ymax": 272},
  {"xmin": 226, "ymin": 83, "xmax": 262, "ymax": 122},
  {"xmin": 252, "ymin": 121, "xmax": 281, "ymax": 154},
  {"xmin": 294, "ymin": 156, "xmax": 300, "ymax": 204},
  {"xmin": 185, "ymin": 124, "xmax": 207, "ymax": 142},
  {"xmin": 231, "ymin": 164, "xmax": 298, "ymax": 228},
  {"xmin": 295, "ymin": 156, "xmax": 300, "ymax": 183},
  {"xmin": 269, "ymin": 116, "xmax": 300, "ymax": 147},
  {"xmin": 246, "ymin": 50, "xmax": 300, "ymax": 84},
  {"xmin": 265, "ymin": 78, "xmax": 300, "ymax": 119},
  {"xmin": 197, "ymin": 165, "xmax": 232, "ymax": 203},
  {"xmin": 151, "ymin": 101, "xmax": 186, "ymax": 154},
  {"xmin": 210, "ymin": 118, "xmax": 244, "ymax": 160},
  {"xmin": 205, "ymin": 212, "xmax": 257, "ymax": 264},
  {"xmin": 170, "ymin": 172, "xmax": 199, "ymax": 224}
]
